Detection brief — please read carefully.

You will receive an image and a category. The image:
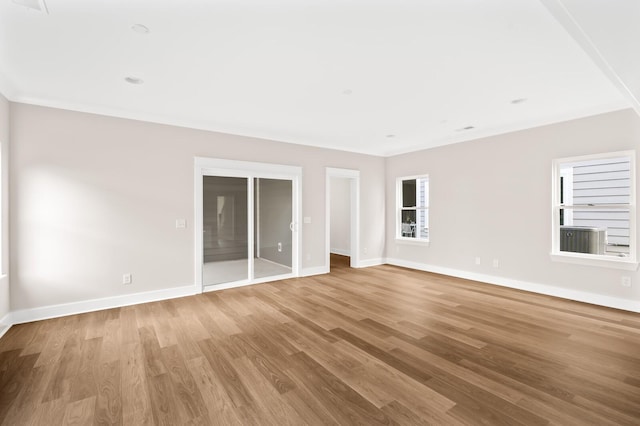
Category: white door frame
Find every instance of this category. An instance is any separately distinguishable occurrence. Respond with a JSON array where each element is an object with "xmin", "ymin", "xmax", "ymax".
[
  {"xmin": 194, "ymin": 157, "xmax": 302, "ymax": 293},
  {"xmin": 326, "ymin": 167, "xmax": 360, "ymax": 269}
]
